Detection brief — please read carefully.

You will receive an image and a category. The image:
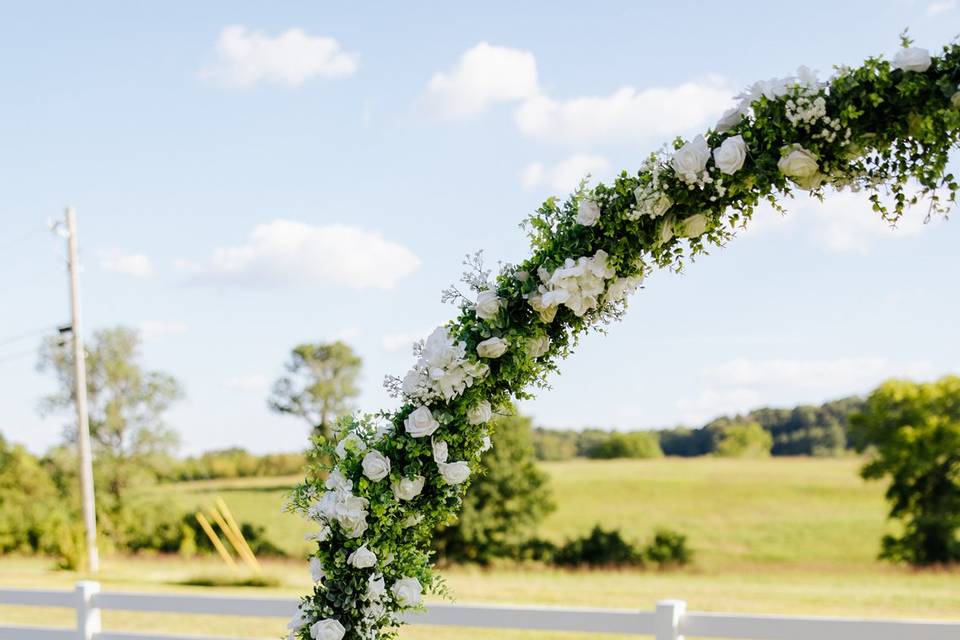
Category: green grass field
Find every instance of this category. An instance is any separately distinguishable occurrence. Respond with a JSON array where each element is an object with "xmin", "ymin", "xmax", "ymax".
[{"xmin": 2, "ymin": 457, "xmax": 958, "ymax": 639}]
